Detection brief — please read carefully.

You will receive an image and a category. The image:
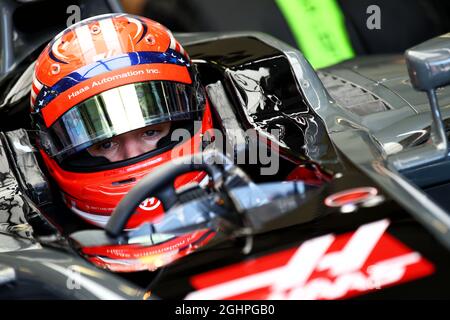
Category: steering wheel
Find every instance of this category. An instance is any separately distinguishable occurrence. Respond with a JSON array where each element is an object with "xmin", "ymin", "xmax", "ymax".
[{"xmin": 105, "ymin": 153, "xmax": 225, "ymax": 238}]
